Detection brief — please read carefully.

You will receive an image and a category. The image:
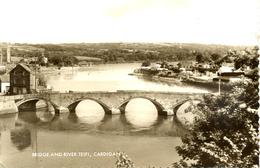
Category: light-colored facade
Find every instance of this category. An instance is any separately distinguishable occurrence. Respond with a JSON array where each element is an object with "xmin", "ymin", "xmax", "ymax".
[
  {"xmin": 0, "ymin": 74, "xmax": 10, "ymax": 93},
  {"xmin": 179, "ymin": 61, "xmax": 197, "ymax": 69}
]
